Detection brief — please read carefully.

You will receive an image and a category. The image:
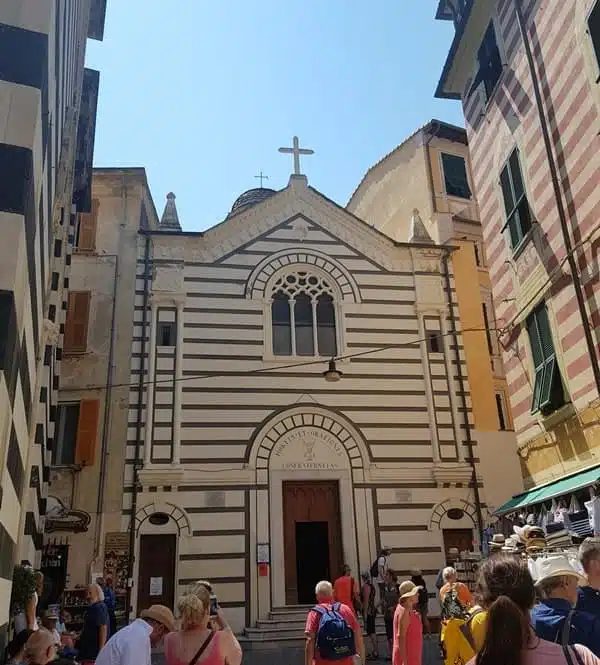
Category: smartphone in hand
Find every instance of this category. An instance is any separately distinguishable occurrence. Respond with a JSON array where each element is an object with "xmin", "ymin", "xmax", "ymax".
[{"xmin": 210, "ymin": 595, "xmax": 219, "ymax": 616}]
